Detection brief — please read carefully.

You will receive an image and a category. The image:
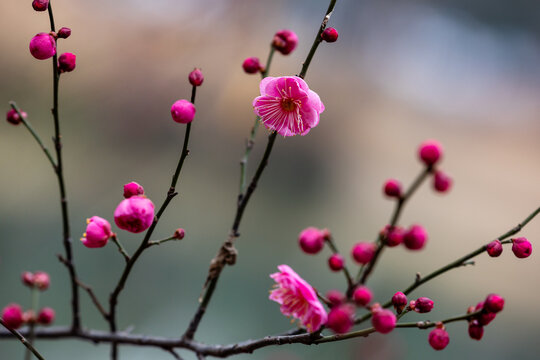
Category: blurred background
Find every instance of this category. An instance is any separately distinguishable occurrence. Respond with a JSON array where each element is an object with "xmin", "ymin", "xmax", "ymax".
[{"xmin": 1, "ymin": 0, "xmax": 540, "ymax": 359}]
